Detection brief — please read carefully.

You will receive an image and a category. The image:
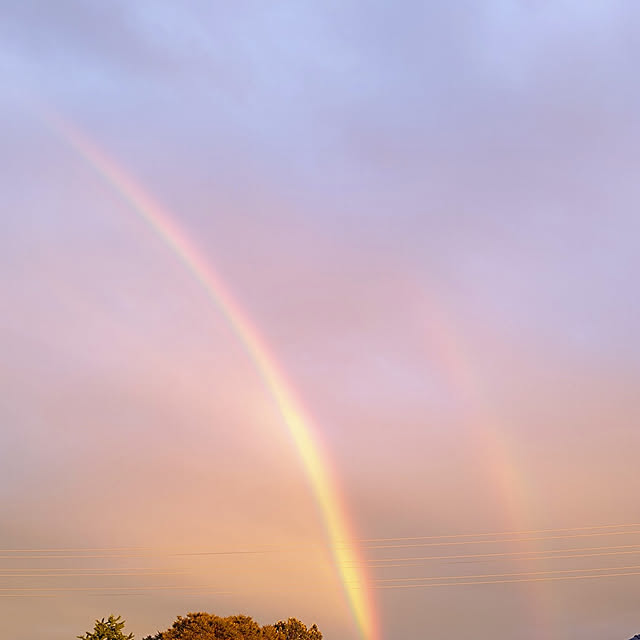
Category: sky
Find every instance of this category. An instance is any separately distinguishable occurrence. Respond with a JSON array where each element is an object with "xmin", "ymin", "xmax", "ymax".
[{"xmin": 1, "ymin": 2, "xmax": 640, "ymax": 639}]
